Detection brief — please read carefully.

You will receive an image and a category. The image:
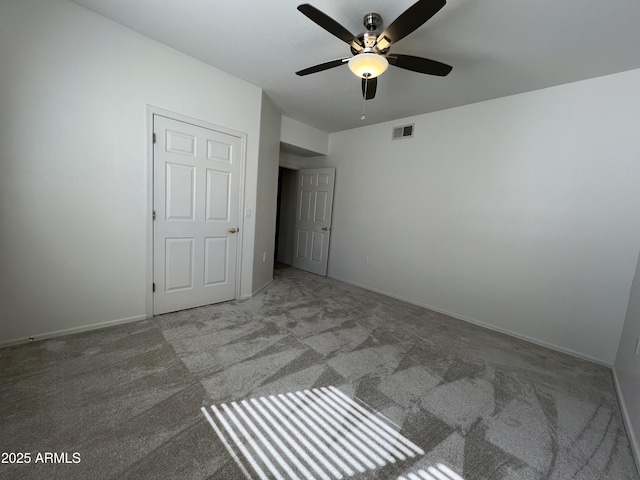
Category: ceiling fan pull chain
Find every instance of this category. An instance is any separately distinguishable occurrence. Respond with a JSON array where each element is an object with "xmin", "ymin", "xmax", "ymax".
[{"xmin": 361, "ymin": 77, "xmax": 368, "ymax": 120}]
